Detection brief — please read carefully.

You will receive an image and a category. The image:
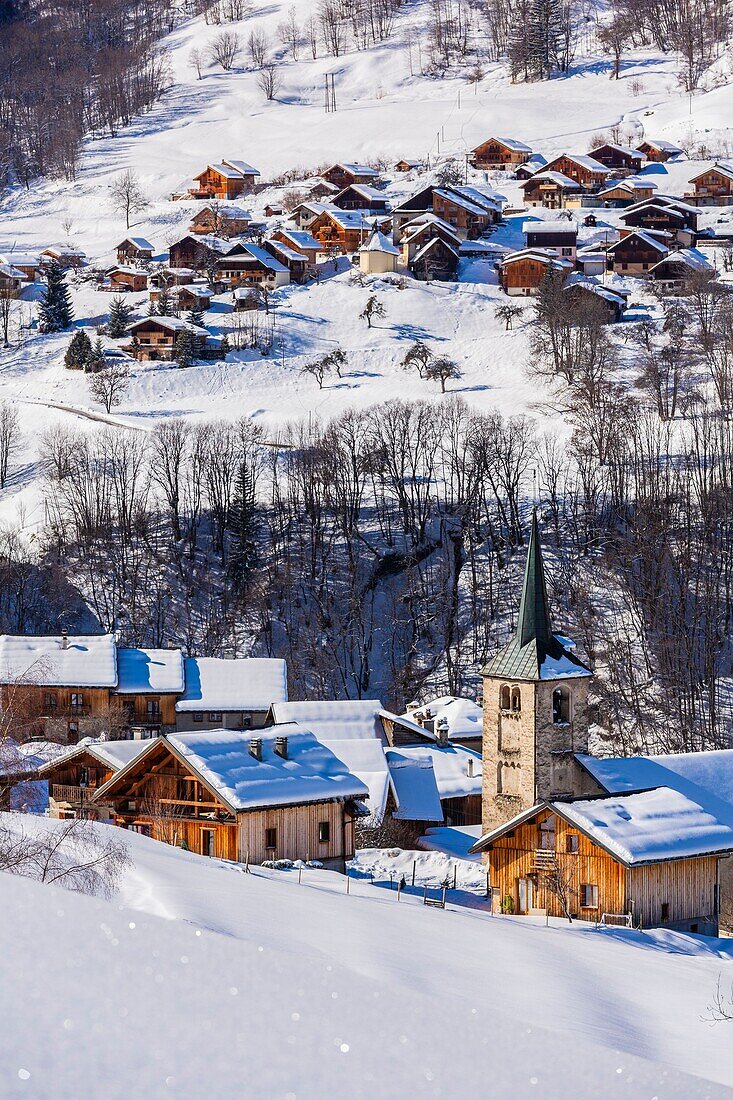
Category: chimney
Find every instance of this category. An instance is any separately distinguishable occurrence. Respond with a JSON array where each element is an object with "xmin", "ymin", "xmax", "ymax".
[
  {"xmin": 406, "ymin": 700, "xmax": 419, "ymax": 713},
  {"xmin": 467, "ymin": 757, "xmax": 474, "ymax": 778},
  {"xmin": 249, "ymin": 737, "xmax": 262, "ymax": 761},
  {"xmin": 436, "ymin": 717, "xmax": 449, "ymax": 744},
  {"xmin": 61, "ymin": 629, "xmax": 68, "ymax": 651},
  {"xmin": 275, "ymin": 736, "xmax": 288, "ymax": 759}
]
